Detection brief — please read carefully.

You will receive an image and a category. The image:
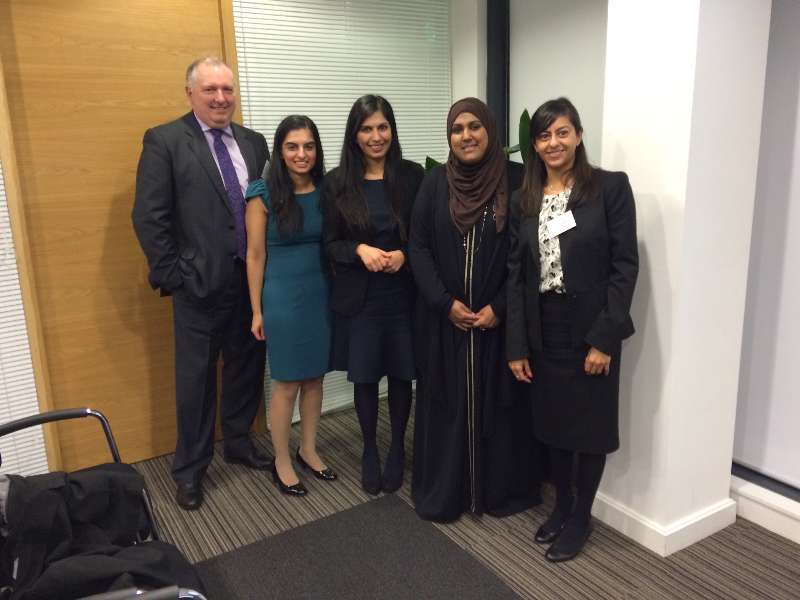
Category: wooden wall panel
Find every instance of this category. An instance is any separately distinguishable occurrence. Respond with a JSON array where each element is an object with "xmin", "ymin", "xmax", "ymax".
[{"xmin": 0, "ymin": 0, "xmax": 230, "ymax": 469}]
